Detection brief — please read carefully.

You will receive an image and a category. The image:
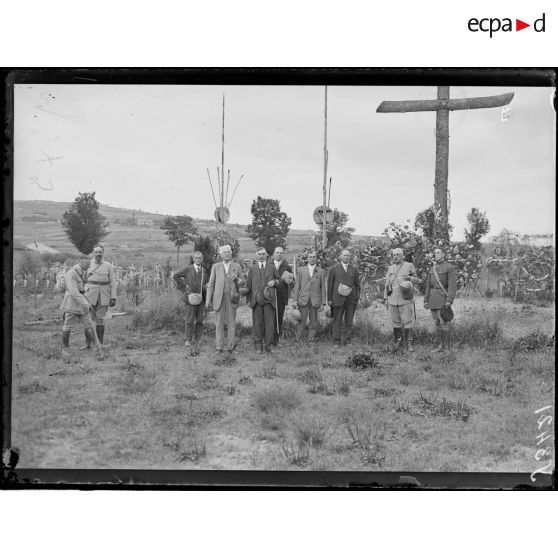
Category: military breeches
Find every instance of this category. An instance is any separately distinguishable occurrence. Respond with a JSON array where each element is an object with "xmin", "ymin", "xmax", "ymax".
[
  {"xmin": 389, "ymin": 303, "xmax": 414, "ymax": 329},
  {"xmin": 89, "ymin": 299, "xmax": 108, "ymax": 326},
  {"xmin": 62, "ymin": 311, "xmax": 94, "ymax": 332}
]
